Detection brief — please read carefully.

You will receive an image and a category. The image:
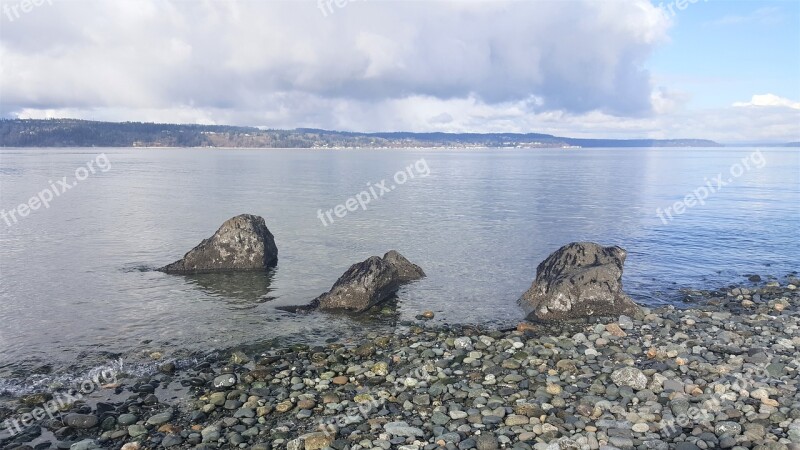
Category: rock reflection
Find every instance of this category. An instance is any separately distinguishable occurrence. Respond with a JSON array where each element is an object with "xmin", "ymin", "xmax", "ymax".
[{"xmin": 184, "ymin": 270, "xmax": 276, "ymax": 306}]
